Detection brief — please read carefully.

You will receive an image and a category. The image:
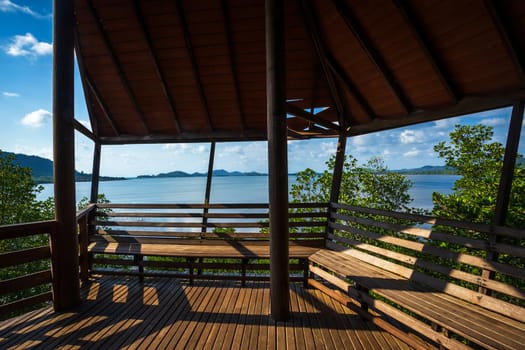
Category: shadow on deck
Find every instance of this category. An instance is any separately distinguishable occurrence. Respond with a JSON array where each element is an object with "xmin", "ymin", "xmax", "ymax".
[{"xmin": 0, "ymin": 276, "xmax": 412, "ymax": 349}]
